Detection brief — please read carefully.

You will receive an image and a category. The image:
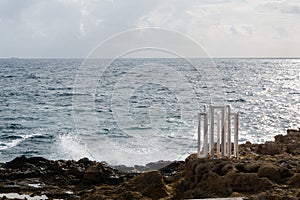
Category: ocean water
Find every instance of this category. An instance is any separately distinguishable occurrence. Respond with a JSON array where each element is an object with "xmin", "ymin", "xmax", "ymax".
[{"xmin": 0, "ymin": 58, "xmax": 299, "ymax": 165}]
